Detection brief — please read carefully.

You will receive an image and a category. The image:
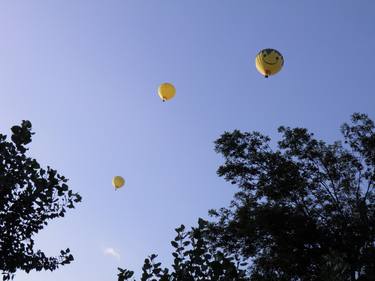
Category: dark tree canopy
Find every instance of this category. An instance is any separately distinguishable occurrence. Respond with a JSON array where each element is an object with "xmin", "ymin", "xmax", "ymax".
[
  {"xmin": 117, "ymin": 223, "xmax": 249, "ymax": 281},
  {"xmin": 209, "ymin": 113, "xmax": 375, "ymax": 281},
  {"xmin": 118, "ymin": 113, "xmax": 375, "ymax": 281},
  {"xmin": 0, "ymin": 121, "xmax": 82, "ymax": 280}
]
